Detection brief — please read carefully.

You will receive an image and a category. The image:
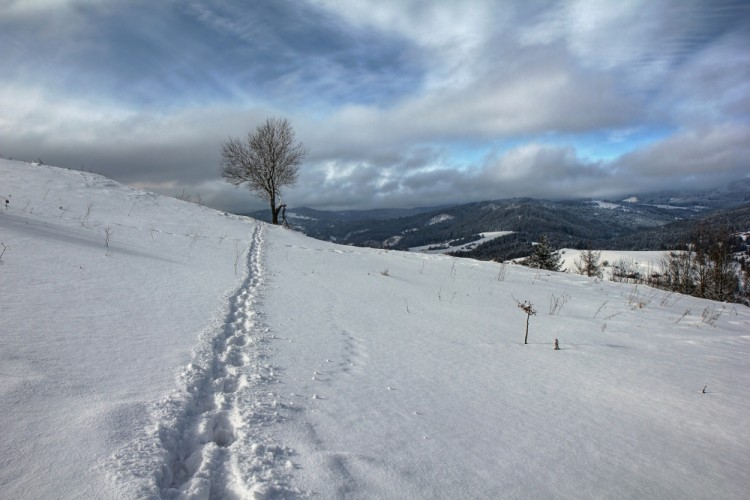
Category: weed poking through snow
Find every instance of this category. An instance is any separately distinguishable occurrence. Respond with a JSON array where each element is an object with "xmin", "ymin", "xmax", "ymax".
[
  {"xmin": 104, "ymin": 226, "xmax": 113, "ymax": 256},
  {"xmin": 549, "ymin": 292, "xmax": 570, "ymax": 315}
]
